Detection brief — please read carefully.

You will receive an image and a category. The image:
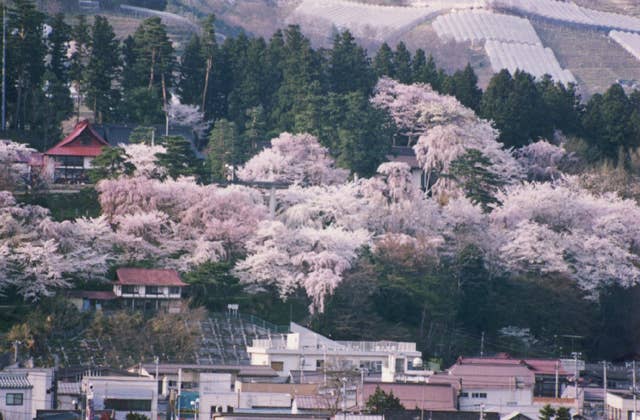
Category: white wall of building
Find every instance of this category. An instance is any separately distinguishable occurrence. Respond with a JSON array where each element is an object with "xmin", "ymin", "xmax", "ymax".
[
  {"xmin": 83, "ymin": 376, "xmax": 157, "ymax": 420},
  {"xmin": 0, "ymin": 388, "xmax": 33, "ymax": 420}
]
